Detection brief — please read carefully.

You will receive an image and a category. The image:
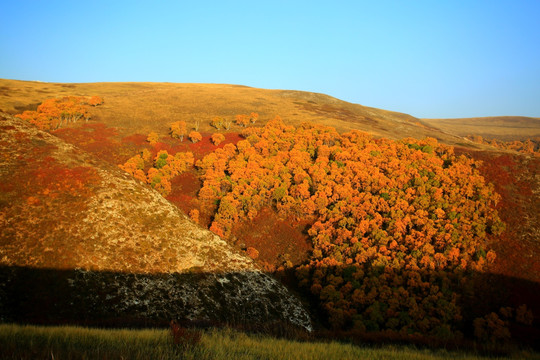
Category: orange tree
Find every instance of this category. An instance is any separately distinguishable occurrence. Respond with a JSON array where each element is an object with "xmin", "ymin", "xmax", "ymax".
[
  {"xmin": 211, "ymin": 133, "xmax": 226, "ymax": 145},
  {"xmin": 170, "ymin": 121, "xmax": 187, "ymax": 141},
  {"xmin": 188, "ymin": 131, "xmax": 202, "ymax": 143},
  {"xmin": 195, "ymin": 117, "xmax": 504, "ymax": 338},
  {"xmin": 15, "ymin": 96, "xmax": 100, "ymax": 130},
  {"xmin": 120, "ymin": 149, "xmax": 194, "ymax": 196}
]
